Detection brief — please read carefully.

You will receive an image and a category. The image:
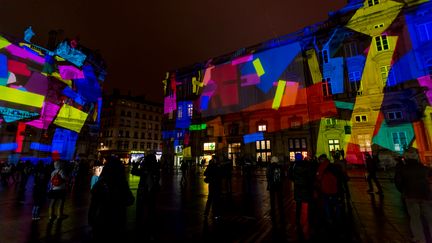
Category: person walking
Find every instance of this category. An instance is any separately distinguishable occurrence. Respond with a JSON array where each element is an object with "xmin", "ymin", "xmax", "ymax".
[
  {"xmin": 48, "ymin": 160, "xmax": 68, "ymax": 221},
  {"xmin": 394, "ymin": 149, "xmax": 432, "ymax": 243},
  {"xmin": 203, "ymin": 155, "xmax": 222, "ymax": 220},
  {"xmin": 266, "ymin": 156, "xmax": 284, "ymax": 222},
  {"xmin": 88, "ymin": 156, "xmax": 135, "ymax": 242},
  {"xmin": 180, "ymin": 159, "xmax": 188, "ymax": 187},
  {"xmin": 365, "ymin": 153, "xmax": 383, "ymax": 195}
]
